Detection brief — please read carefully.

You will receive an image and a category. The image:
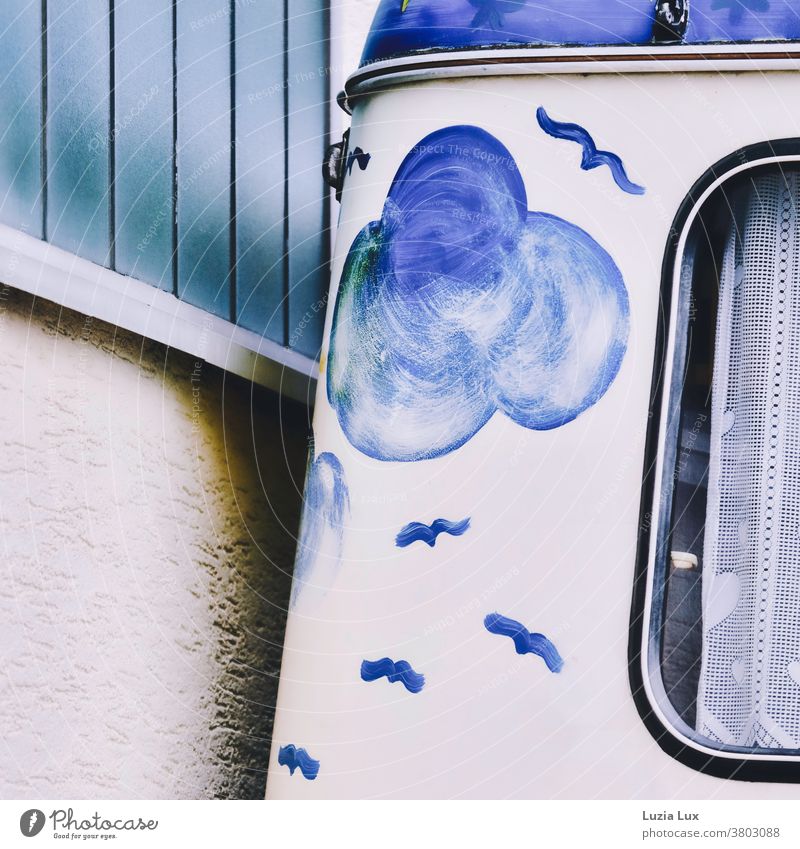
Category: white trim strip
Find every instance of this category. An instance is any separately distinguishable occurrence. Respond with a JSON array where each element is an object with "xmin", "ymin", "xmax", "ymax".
[
  {"xmin": 0, "ymin": 223, "xmax": 319, "ymax": 405},
  {"xmin": 346, "ymin": 43, "xmax": 800, "ymax": 101}
]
